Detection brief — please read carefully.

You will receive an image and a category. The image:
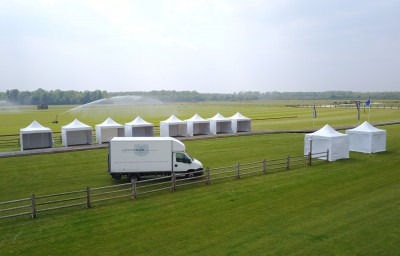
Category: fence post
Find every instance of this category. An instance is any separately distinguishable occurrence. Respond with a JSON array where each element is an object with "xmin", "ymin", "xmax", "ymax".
[
  {"xmin": 262, "ymin": 159, "xmax": 266, "ymax": 175},
  {"xmin": 171, "ymin": 172, "xmax": 177, "ymax": 191},
  {"xmin": 326, "ymin": 149, "xmax": 330, "ymax": 162},
  {"xmin": 131, "ymin": 179, "xmax": 137, "ymax": 199},
  {"xmin": 236, "ymin": 162, "xmax": 240, "ymax": 179},
  {"xmin": 86, "ymin": 187, "xmax": 91, "ymax": 208},
  {"xmin": 205, "ymin": 167, "xmax": 211, "ymax": 185},
  {"xmin": 286, "ymin": 155, "xmax": 291, "ymax": 170},
  {"xmin": 308, "ymin": 136, "xmax": 314, "ymax": 166},
  {"xmin": 31, "ymin": 194, "xmax": 37, "ymax": 218}
]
